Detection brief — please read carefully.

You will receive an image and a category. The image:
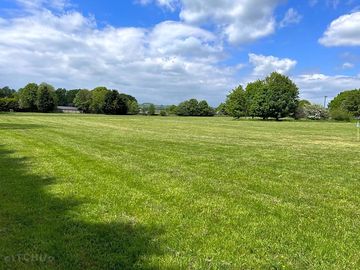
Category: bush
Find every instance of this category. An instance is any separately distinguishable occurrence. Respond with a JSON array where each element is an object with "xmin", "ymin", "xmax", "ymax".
[
  {"xmin": 160, "ymin": 110, "xmax": 167, "ymax": 116},
  {"xmin": 0, "ymin": 98, "xmax": 19, "ymax": 112},
  {"xmin": 304, "ymin": 104, "xmax": 329, "ymax": 120},
  {"xmin": 330, "ymin": 109, "xmax": 352, "ymax": 122}
]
